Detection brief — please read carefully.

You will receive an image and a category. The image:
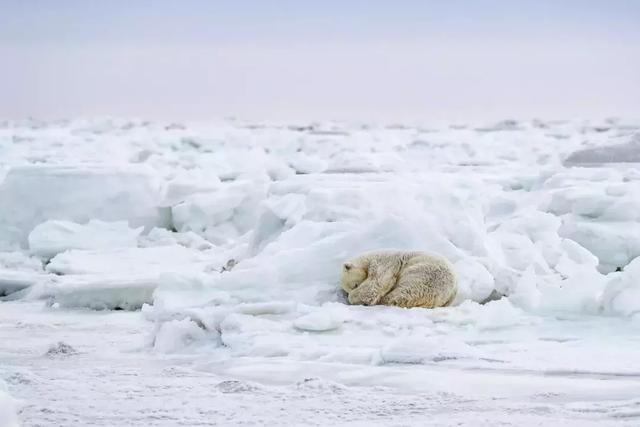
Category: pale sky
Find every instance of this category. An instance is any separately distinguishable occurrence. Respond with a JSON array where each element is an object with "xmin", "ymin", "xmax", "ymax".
[{"xmin": 1, "ymin": 0, "xmax": 639, "ymax": 122}]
